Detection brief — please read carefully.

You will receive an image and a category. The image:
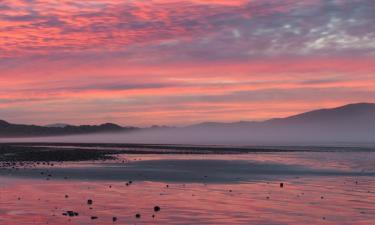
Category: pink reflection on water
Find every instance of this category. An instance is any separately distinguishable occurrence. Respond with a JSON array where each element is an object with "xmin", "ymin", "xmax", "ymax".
[
  {"xmin": 1, "ymin": 176, "xmax": 374, "ymax": 225},
  {"xmin": 121, "ymin": 151, "xmax": 375, "ymax": 172}
]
